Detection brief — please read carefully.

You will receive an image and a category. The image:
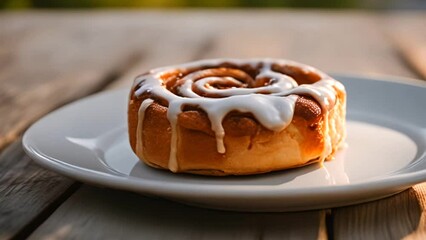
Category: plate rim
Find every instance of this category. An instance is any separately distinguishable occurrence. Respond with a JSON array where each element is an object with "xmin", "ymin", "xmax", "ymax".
[{"xmin": 22, "ymin": 74, "xmax": 426, "ymax": 200}]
